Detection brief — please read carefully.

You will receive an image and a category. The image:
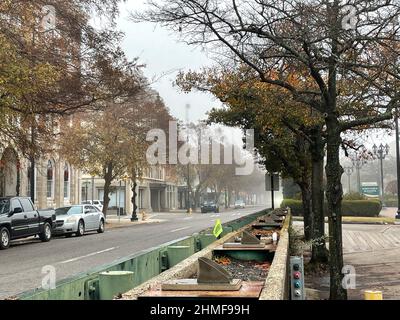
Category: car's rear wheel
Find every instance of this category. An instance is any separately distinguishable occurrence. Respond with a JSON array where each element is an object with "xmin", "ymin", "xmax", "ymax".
[
  {"xmin": 97, "ymin": 219, "xmax": 105, "ymax": 233},
  {"xmin": 0, "ymin": 227, "xmax": 10, "ymax": 250},
  {"xmin": 76, "ymin": 220, "xmax": 85, "ymax": 237},
  {"xmin": 39, "ymin": 222, "xmax": 52, "ymax": 242}
]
